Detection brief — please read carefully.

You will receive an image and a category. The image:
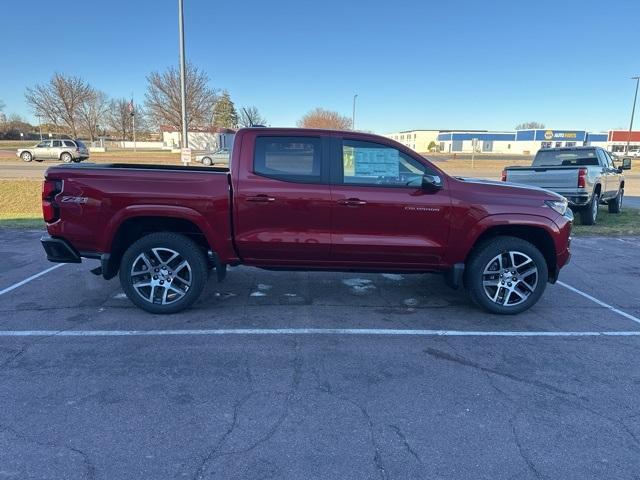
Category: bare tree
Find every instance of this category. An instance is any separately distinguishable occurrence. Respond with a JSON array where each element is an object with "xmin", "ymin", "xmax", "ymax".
[
  {"xmin": 515, "ymin": 121, "xmax": 545, "ymax": 130},
  {"xmin": 239, "ymin": 105, "xmax": 267, "ymax": 127},
  {"xmin": 144, "ymin": 63, "xmax": 218, "ymax": 130},
  {"xmin": 25, "ymin": 73, "xmax": 93, "ymax": 138},
  {"xmin": 297, "ymin": 108, "xmax": 352, "ymax": 130},
  {"xmin": 0, "ymin": 99, "xmax": 5, "ymax": 112},
  {"xmin": 78, "ymin": 89, "xmax": 109, "ymax": 141},
  {"xmin": 105, "ymin": 98, "xmax": 149, "ymax": 141}
]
